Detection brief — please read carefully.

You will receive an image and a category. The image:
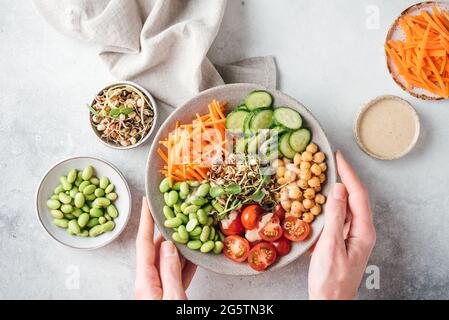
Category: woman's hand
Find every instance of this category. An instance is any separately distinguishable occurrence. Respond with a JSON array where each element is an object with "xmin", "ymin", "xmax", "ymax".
[
  {"xmin": 308, "ymin": 151, "xmax": 376, "ymax": 300},
  {"xmin": 135, "ymin": 197, "xmax": 196, "ymax": 300}
]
